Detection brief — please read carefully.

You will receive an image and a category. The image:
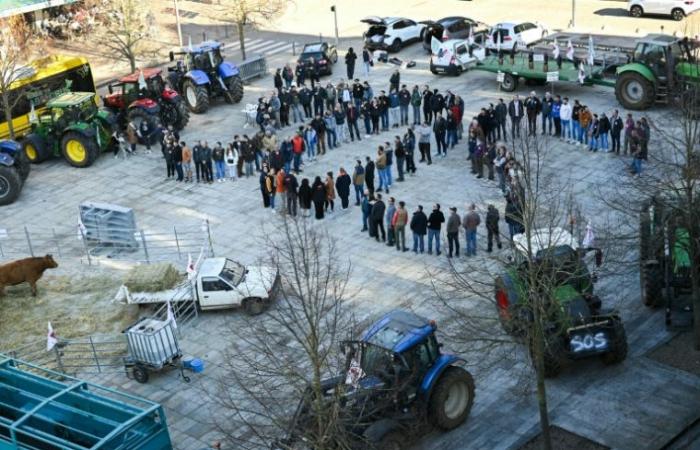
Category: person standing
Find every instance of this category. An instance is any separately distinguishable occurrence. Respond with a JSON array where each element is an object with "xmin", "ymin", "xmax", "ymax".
[
  {"xmin": 202, "ymin": 141, "xmax": 213, "ymax": 183},
  {"xmin": 324, "ymin": 171, "xmax": 336, "ymax": 213},
  {"xmin": 399, "ymin": 84, "xmax": 411, "ymax": 126},
  {"xmin": 599, "ymin": 112, "xmax": 611, "ymax": 152},
  {"xmin": 588, "ymin": 113, "xmax": 600, "ymax": 152},
  {"xmin": 433, "ymin": 112, "xmax": 447, "ymax": 157},
  {"xmin": 362, "ymin": 46, "xmax": 372, "ymax": 77},
  {"xmin": 384, "ymin": 143, "xmax": 394, "ymax": 187},
  {"xmin": 371, "ymin": 194, "xmax": 386, "ymax": 242},
  {"xmin": 335, "ymin": 167, "xmax": 352, "ymax": 209},
  {"xmin": 446, "ymin": 207, "xmax": 461, "ymax": 258},
  {"xmin": 212, "ymin": 142, "xmax": 225, "ymax": 182},
  {"xmin": 639, "ymin": 117, "xmax": 650, "ymax": 161},
  {"xmin": 324, "ymin": 111, "xmax": 338, "ymax": 150},
  {"xmin": 164, "ymin": 140, "xmax": 175, "ymax": 179},
  {"xmin": 410, "ymin": 204, "xmax": 428, "ymax": 253},
  {"xmin": 552, "ymin": 95, "xmax": 562, "ymax": 138},
  {"xmin": 361, "ymin": 190, "xmax": 371, "ymax": 232},
  {"xmin": 312, "ymin": 176, "xmax": 326, "ymax": 219},
  {"xmin": 284, "ymin": 170, "xmax": 299, "ymax": 216},
  {"xmin": 525, "ymin": 91, "xmax": 541, "ymax": 136},
  {"xmin": 559, "ymin": 97, "xmax": 572, "ymax": 142},
  {"xmin": 347, "ymin": 103, "xmax": 362, "ymax": 142},
  {"xmin": 312, "ymin": 114, "xmax": 327, "ymax": 155},
  {"xmin": 540, "ymin": 92, "xmax": 553, "ymax": 135},
  {"xmin": 403, "ymin": 128, "xmax": 416, "ymax": 174},
  {"xmin": 275, "ymin": 168, "xmax": 287, "ymax": 214},
  {"xmin": 462, "ymin": 203, "xmax": 481, "ymax": 257},
  {"xmin": 242, "ymin": 140, "xmax": 255, "ymax": 178},
  {"xmin": 364, "ymin": 156, "xmax": 375, "ymax": 197},
  {"xmin": 623, "ymin": 113, "xmax": 634, "ymax": 155},
  {"xmin": 422, "ymin": 86, "xmax": 433, "ymax": 125},
  {"xmin": 298, "ymin": 177, "xmax": 312, "ymax": 217},
  {"xmin": 224, "ymin": 144, "xmax": 237, "ymax": 181},
  {"xmin": 389, "ymin": 69, "xmax": 400, "ymax": 93},
  {"xmin": 417, "ymin": 121, "xmax": 432, "ymax": 165},
  {"xmin": 173, "ymin": 141, "xmax": 184, "ymax": 181},
  {"xmin": 274, "ymin": 68, "xmax": 283, "ymax": 93},
  {"xmin": 392, "ymin": 201, "xmax": 409, "ymax": 252},
  {"xmin": 571, "ymin": 99, "xmax": 582, "ymax": 144},
  {"xmin": 486, "ymin": 204, "xmax": 502, "ymax": 252},
  {"xmin": 334, "ymin": 104, "xmax": 349, "ymax": 144},
  {"xmin": 578, "ymin": 106, "xmax": 592, "ymax": 146},
  {"xmin": 376, "ymin": 147, "xmax": 389, "ymax": 193},
  {"xmin": 508, "ymin": 95, "xmax": 524, "ymax": 139},
  {"xmin": 385, "ymin": 197, "xmax": 397, "ymax": 247},
  {"xmin": 266, "ymin": 169, "xmax": 276, "ymax": 210},
  {"xmin": 260, "ymin": 168, "xmax": 271, "ymax": 208},
  {"xmin": 192, "ymin": 140, "xmax": 204, "ymax": 182},
  {"xmin": 610, "ymin": 110, "xmax": 623, "ymax": 154},
  {"xmin": 388, "ymin": 89, "xmax": 400, "ymax": 128},
  {"xmin": 378, "ymin": 90, "xmax": 390, "ymax": 131},
  {"xmin": 394, "ymin": 136, "xmax": 406, "ymax": 182},
  {"xmin": 495, "ymin": 98, "xmax": 507, "ymax": 142},
  {"xmin": 345, "ymin": 47, "xmax": 357, "ymax": 80},
  {"xmin": 427, "ymin": 204, "xmax": 445, "ymax": 256},
  {"xmin": 293, "ymin": 130, "xmax": 306, "ymax": 172},
  {"xmin": 411, "ymin": 85, "xmax": 422, "ymax": 125},
  {"xmin": 352, "ymin": 160, "xmax": 365, "ymax": 205}
]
